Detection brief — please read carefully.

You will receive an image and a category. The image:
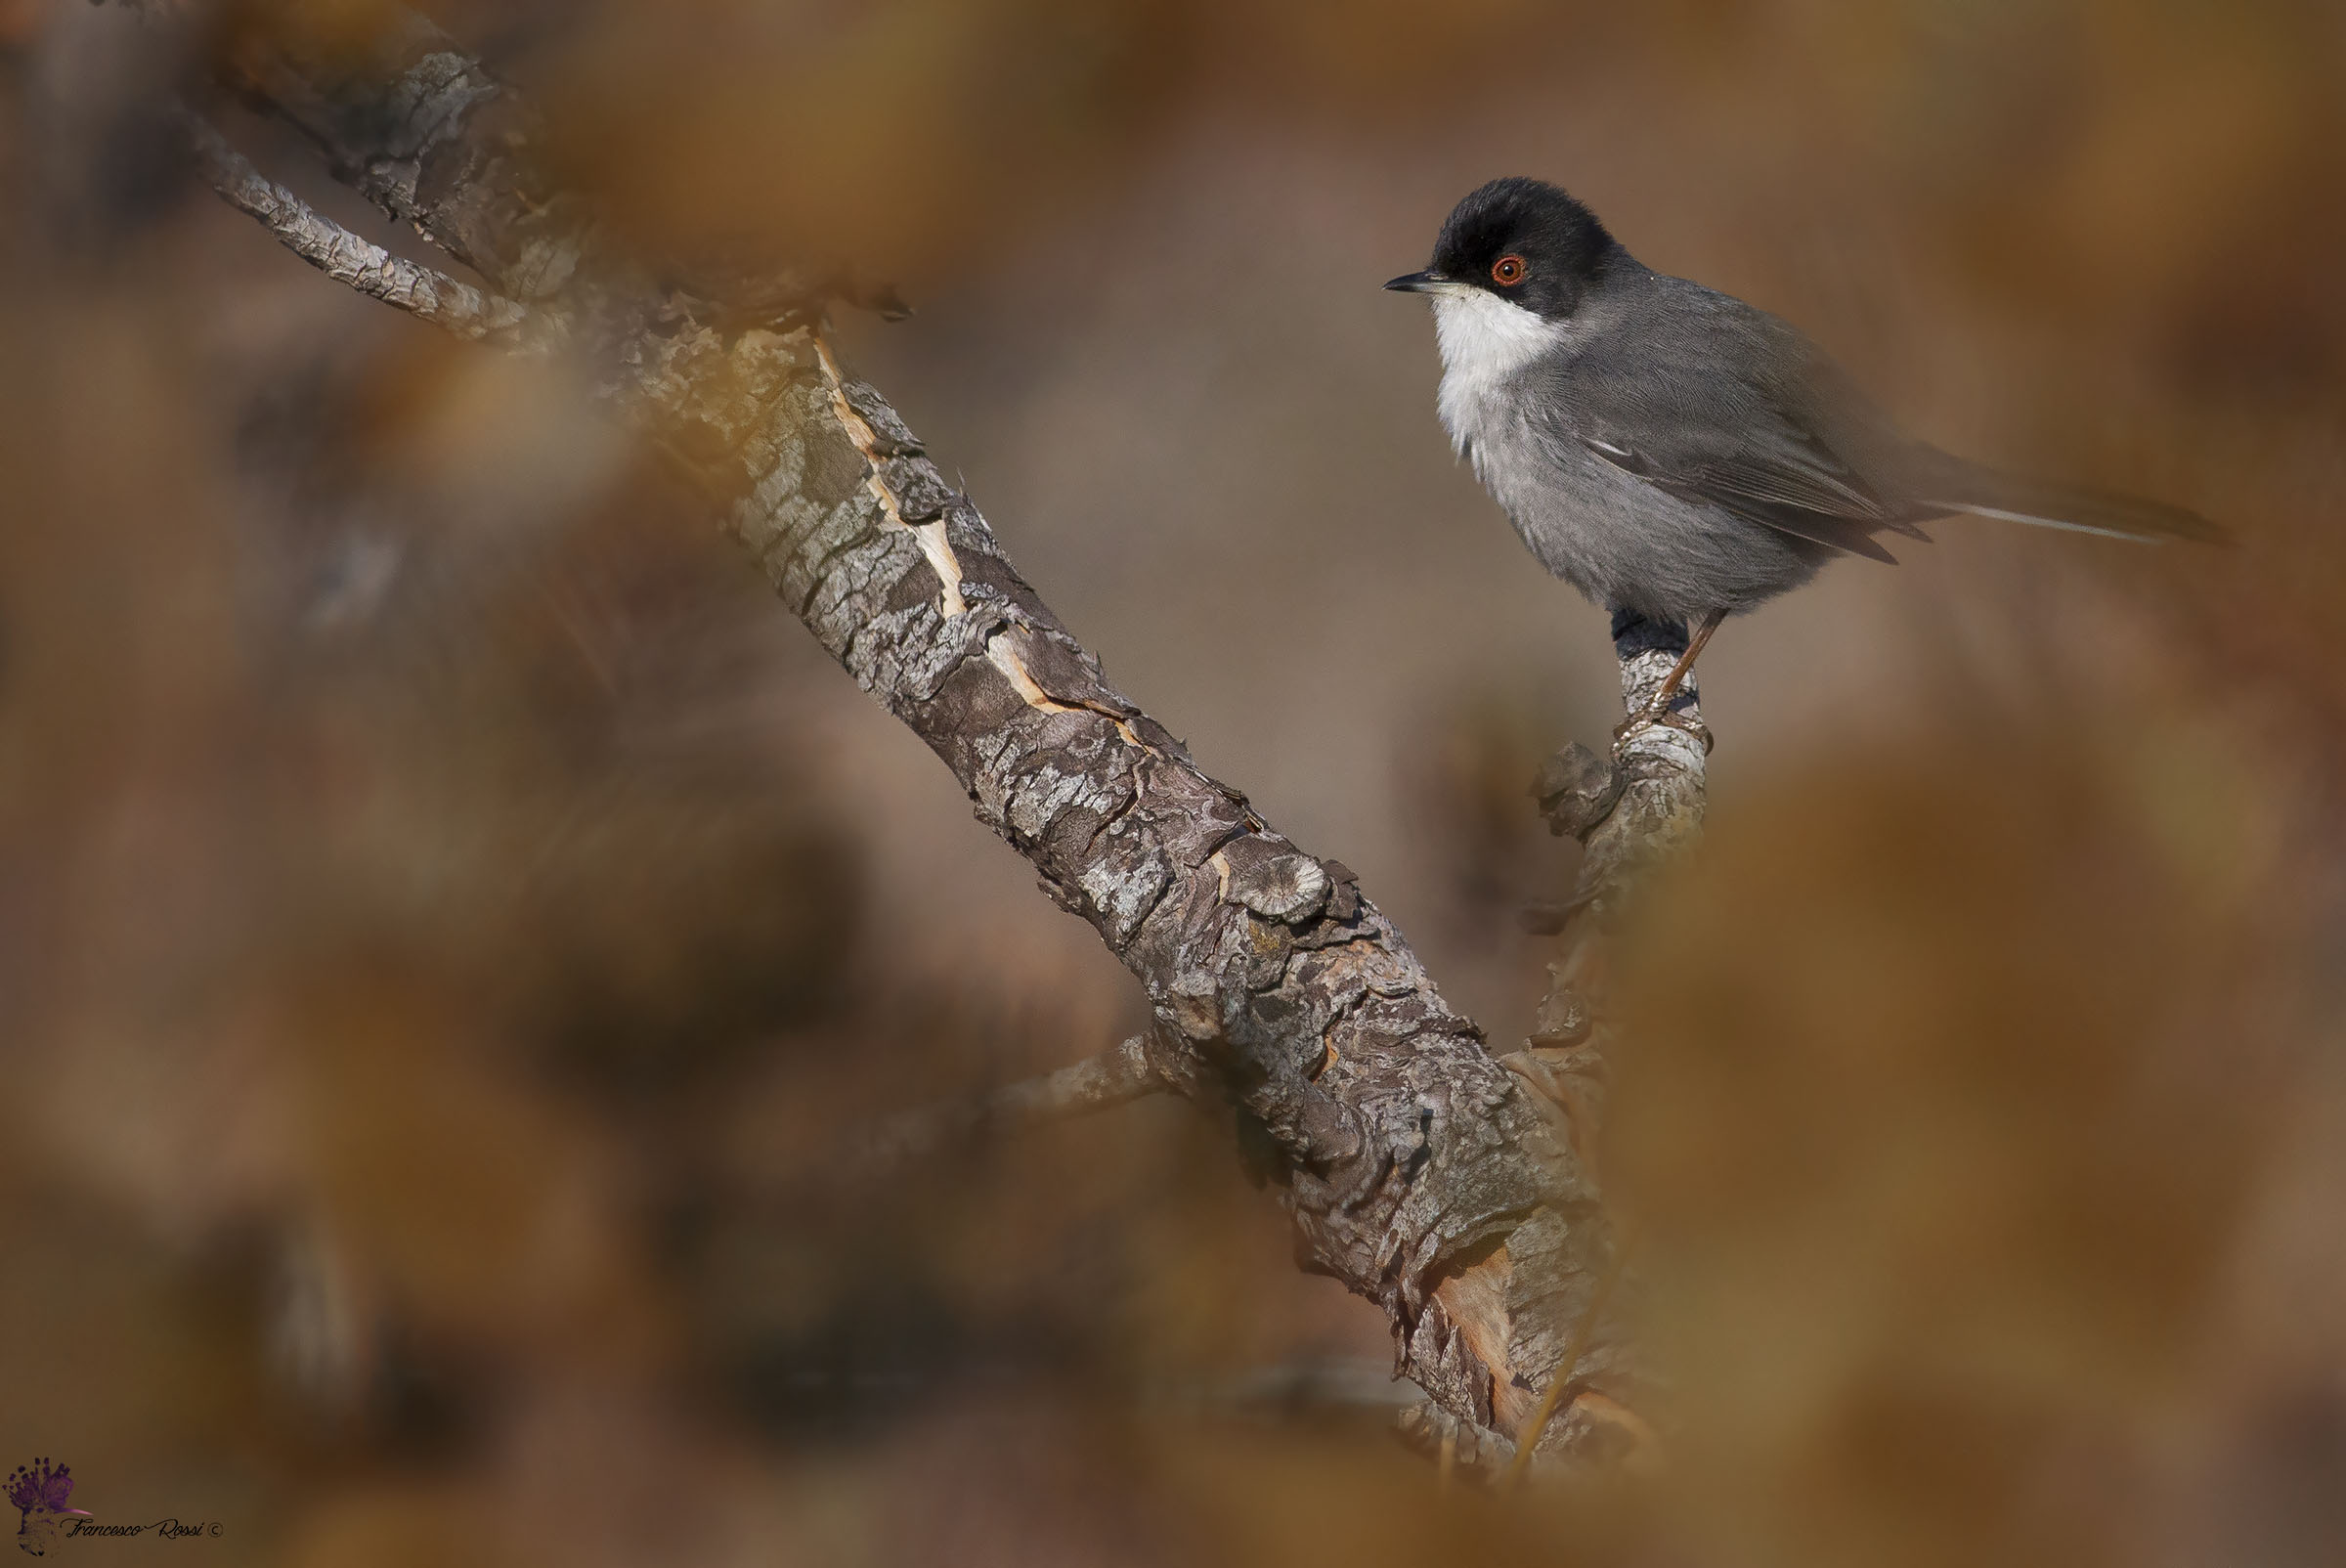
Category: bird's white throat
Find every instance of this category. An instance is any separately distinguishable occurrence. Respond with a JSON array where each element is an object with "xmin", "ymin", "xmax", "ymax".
[{"xmin": 1431, "ymin": 288, "xmax": 1570, "ymax": 457}]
